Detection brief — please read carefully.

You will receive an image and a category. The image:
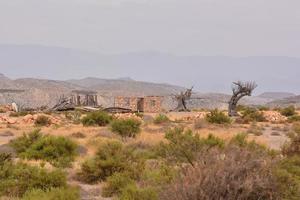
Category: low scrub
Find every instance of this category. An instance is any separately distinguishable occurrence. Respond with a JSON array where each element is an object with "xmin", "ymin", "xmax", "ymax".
[
  {"xmin": 153, "ymin": 114, "xmax": 170, "ymax": 124},
  {"xmin": 158, "ymin": 127, "xmax": 224, "ymax": 167},
  {"xmin": 240, "ymin": 107, "xmax": 266, "ymax": 123},
  {"xmin": 77, "ymin": 140, "xmax": 145, "ymax": 184},
  {"xmin": 247, "ymin": 122, "xmax": 264, "ymax": 136},
  {"xmin": 274, "ymin": 156, "xmax": 300, "ymax": 200},
  {"xmin": 160, "ymin": 146, "xmax": 279, "ymax": 200},
  {"xmin": 10, "ymin": 129, "xmax": 78, "ymax": 168},
  {"xmin": 102, "ymin": 172, "xmax": 135, "ymax": 197},
  {"xmin": 22, "ymin": 187, "xmax": 80, "ymax": 200},
  {"xmin": 206, "ymin": 109, "xmax": 231, "ymax": 124},
  {"xmin": 111, "ymin": 118, "xmax": 142, "ymax": 138},
  {"xmin": 0, "ymin": 159, "xmax": 67, "ymax": 198},
  {"xmin": 288, "ymin": 115, "xmax": 300, "ymax": 122},
  {"xmin": 119, "ymin": 184, "xmax": 158, "ymax": 200},
  {"xmin": 34, "ymin": 115, "xmax": 51, "ymax": 126},
  {"xmin": 65, "ymin": 111, "xmax": 82, "ymax": 124},
  {"xmin": 81, "ymin": 111, "xmax": 112, "ymax": 126},
  {"xmin": 280, "ymin": 106, "xmax": 296, "ymax": 117}
]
